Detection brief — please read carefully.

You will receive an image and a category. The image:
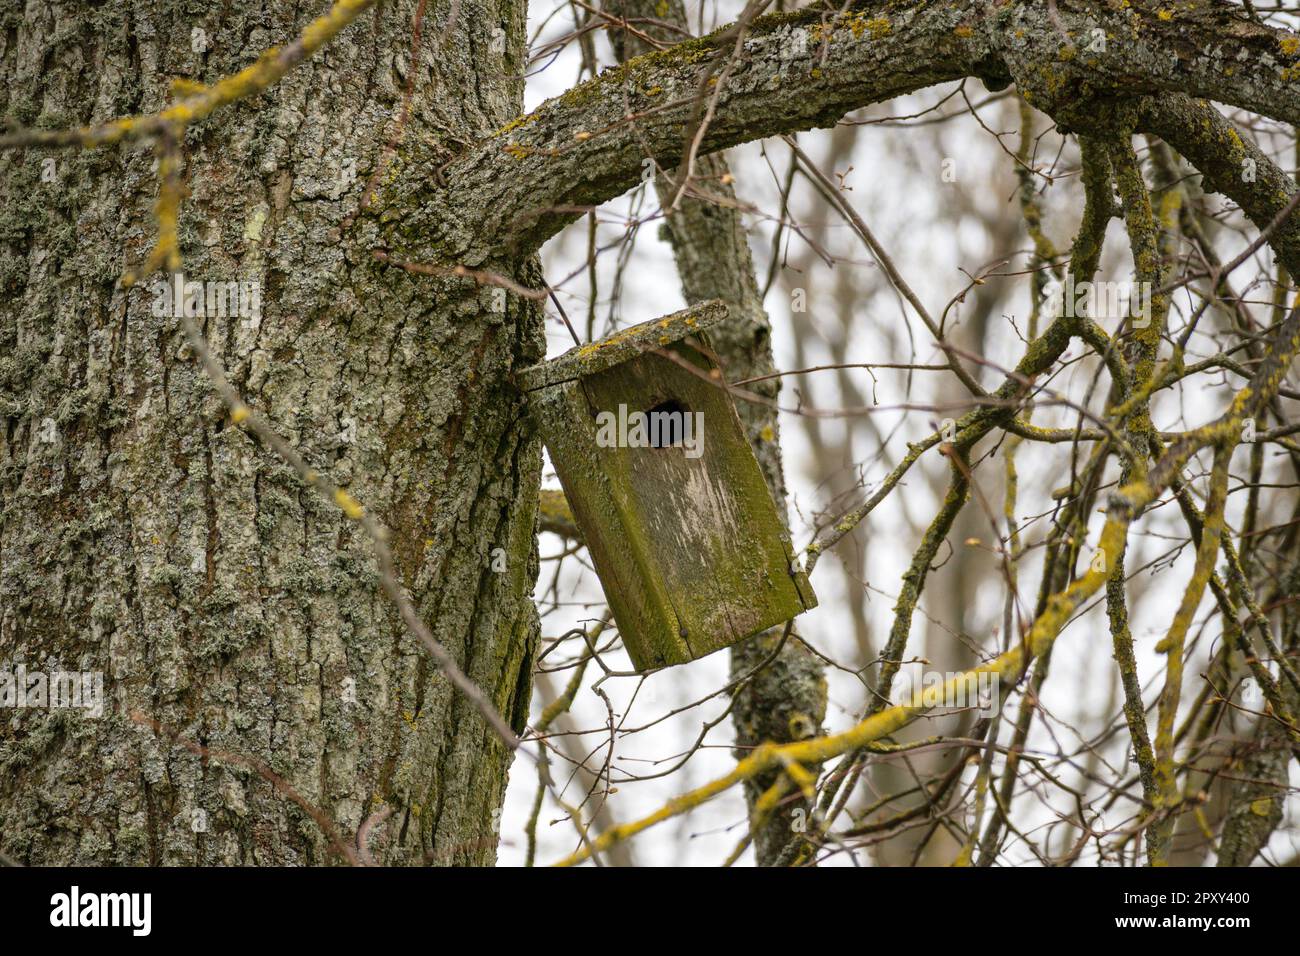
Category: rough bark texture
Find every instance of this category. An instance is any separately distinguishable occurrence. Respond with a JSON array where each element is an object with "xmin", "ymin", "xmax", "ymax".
[
  {"xmin": 430, "ymin": 0, "xmax": 987, "ymax": 257},
  {"xmin": 1218, "ymin": 556, "xmax": 1300, "ymax": 867},
  {"xmin": 0, "ymin": 0, "xmax": 542, "ymax": 865},
  {"xmin": 1216, "ymin": 685, "xmax": 1298, "ymax": 867}
]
